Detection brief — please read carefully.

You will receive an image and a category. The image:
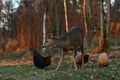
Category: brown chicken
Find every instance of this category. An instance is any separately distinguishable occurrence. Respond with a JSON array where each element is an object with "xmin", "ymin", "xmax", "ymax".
[
  {"xmin": 76, "ymin": 54, "xmax": 89, "ymax": 66},
  {"xmin": 98, "ymin": 53, "xmax": 109, "ymax": 67},
  {"xmin": 71, "ymin": 54, "xmax": 89, "ymax": 68}
]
